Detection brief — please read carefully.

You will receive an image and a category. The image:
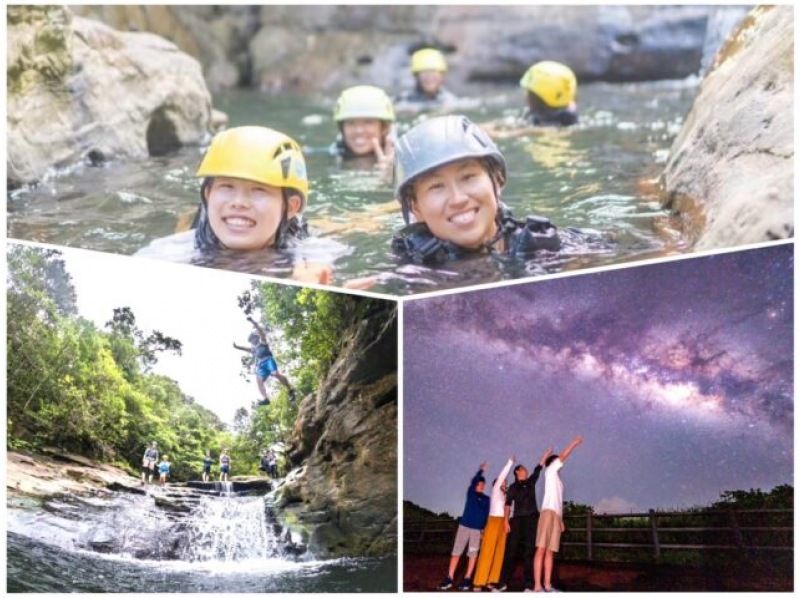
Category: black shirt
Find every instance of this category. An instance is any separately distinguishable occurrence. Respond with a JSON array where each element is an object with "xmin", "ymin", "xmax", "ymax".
[{"xmin": 505, "ymin": 464, "xmax": 543, "ymax": 518}]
